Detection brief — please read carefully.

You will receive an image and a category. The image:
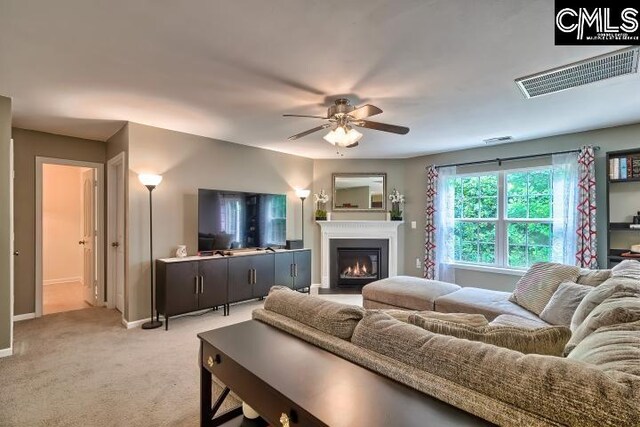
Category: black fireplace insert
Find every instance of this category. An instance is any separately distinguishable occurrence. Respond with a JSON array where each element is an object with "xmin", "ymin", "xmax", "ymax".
[{"xmin": 330, "ymin": 239, "xmax": 389, "ymax": 288}]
